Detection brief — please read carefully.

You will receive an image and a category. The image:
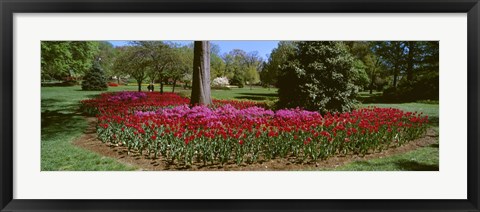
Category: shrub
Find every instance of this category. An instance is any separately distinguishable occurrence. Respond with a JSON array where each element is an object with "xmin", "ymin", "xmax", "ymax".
[
  {"xmin": 211, "ymin": 77, "xmax": 229, "ymax": 88},
  {"xmin": 382, "ymin": 72, "xmax": 439, "ymax": 102},
  {"xmin": 81, "ymin": 62, "xmax": 108, "ymax": 91},
  {"xmin": 278, "ymin": 41, "xmax": 359, "ymax": 114},
  {"xmin": 230, "ymin": 74, "xmax": 245, "ymax": 88}
]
